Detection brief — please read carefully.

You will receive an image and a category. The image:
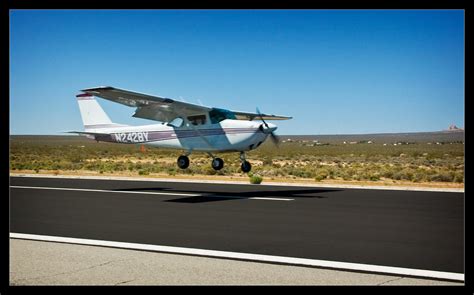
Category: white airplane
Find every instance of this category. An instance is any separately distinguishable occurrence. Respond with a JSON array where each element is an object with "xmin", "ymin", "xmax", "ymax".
[{"xmin": 71, "ymin": 86, "xmax": 292, "ymax": 173}]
